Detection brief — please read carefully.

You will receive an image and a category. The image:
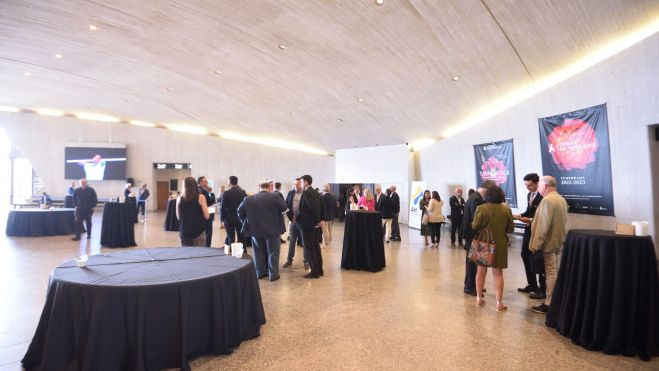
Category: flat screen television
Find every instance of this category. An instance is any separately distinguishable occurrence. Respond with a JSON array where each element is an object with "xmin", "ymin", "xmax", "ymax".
[{"xmin": 65, "ymin": 145, "xmax": 127, "ymax": 180}]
